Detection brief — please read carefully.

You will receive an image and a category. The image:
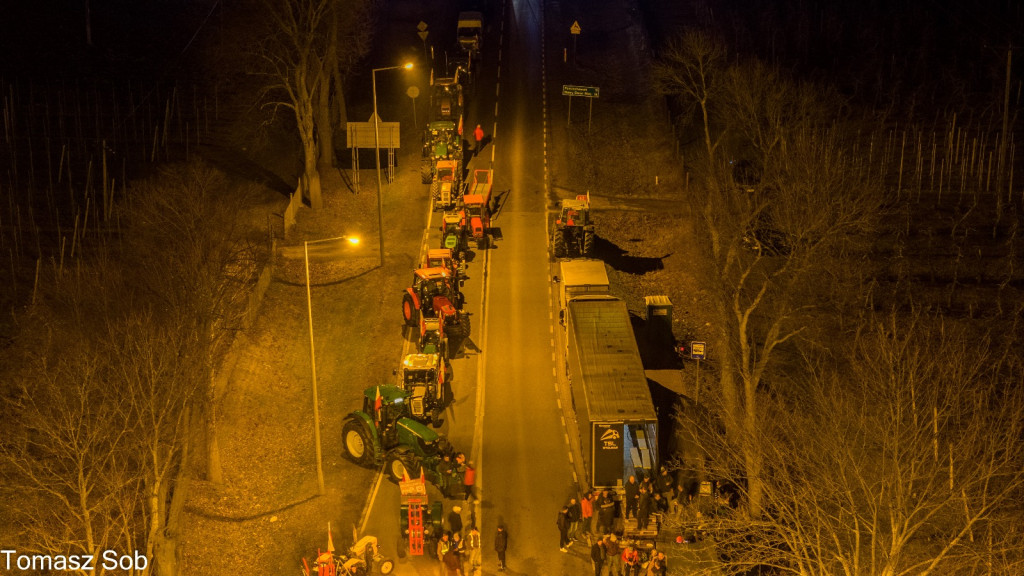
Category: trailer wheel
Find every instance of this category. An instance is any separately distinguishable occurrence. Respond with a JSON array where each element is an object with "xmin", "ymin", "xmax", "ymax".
[
  {"xmin": 342, "ymin": 419, "xmax": 373, "ymax": 466},
  {"xmin": 402, "ymin": 293, "xmax": 419, "ymax": 327}
]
